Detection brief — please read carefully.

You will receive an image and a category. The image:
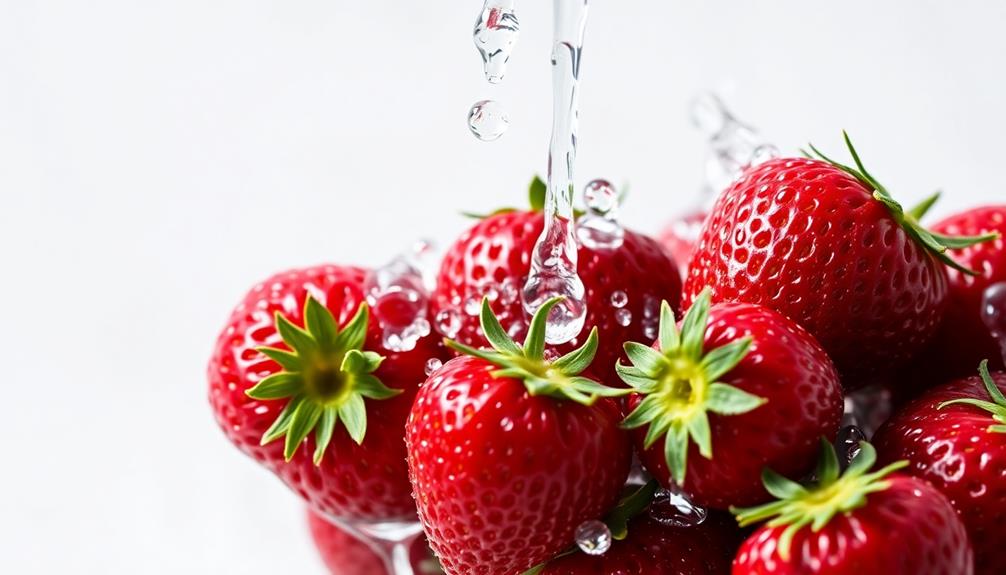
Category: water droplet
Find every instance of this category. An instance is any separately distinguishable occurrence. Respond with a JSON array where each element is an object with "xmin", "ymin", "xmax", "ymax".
[
  {"xmin": 468, "ymin": 100, "xmax": 510, "ymax": 141},
  {"xmin": 982, "ymin": 282, "xmax": 1006, "ymax": 366},
  {"xmin": 836, "ymin": 425, "xmax": 866, "ymax": 468},
  {"xmin": 574, "ymin": 520, "xmax": 612, "ymax": 556},
  {"xmin": 464, "ymin": 297, "xmax": 482, "ymax": 316},
  {"xmin": 424, "ymin": 358, "xmax": 443, "ymax": 376},
  {"xmin": 483, "ymin": 283, "xmax": 500, "ymax": 302},
  {"xmin": 649, "ymin": 487, "xmax": 707, "ymax": 527},
  {"xmin": 643, "ymin": 323, "xmax": 658, "ymax": 340},
  {"xmin": 473, "ymin": 0, "xmax": 520, "ymax": 84},
  {"xmin": 615, "ymin": 308, "xmax": 632, "ymax": 327},
  {"xmin": 642, "ymin": 295, "xmax": 660, "ymax": 319},
  {"xmin": 365, "ymin": 249, "xmax": 433, "ymax": 352},
  {"xmin": 507, "ymin": 319, "xmax": 525, "ymax": 339},
  {"xmin": 499, "ymin": 278, "xmax": 520, "ymax": 305},
  {"xmin": 610, "ymin": 290, "xmax": 628, "ymax": 308},
  {"xmin": 691, "ymin": 92, "xmax": 776, "ymax": 198},
  {"xmin": 522, "ymin": 268, "xmax": 586, "ymax": 345},
  {"xmin": 435, "ymin": 308, "xmax": 462, "ymax": 338},
  {"xmin": 543, "ymin": 348, "xmax": 561, "ymax": 362},
  {"xmin": 577, "ymin": 179, "xmax": 624, "ymax": 250}
]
